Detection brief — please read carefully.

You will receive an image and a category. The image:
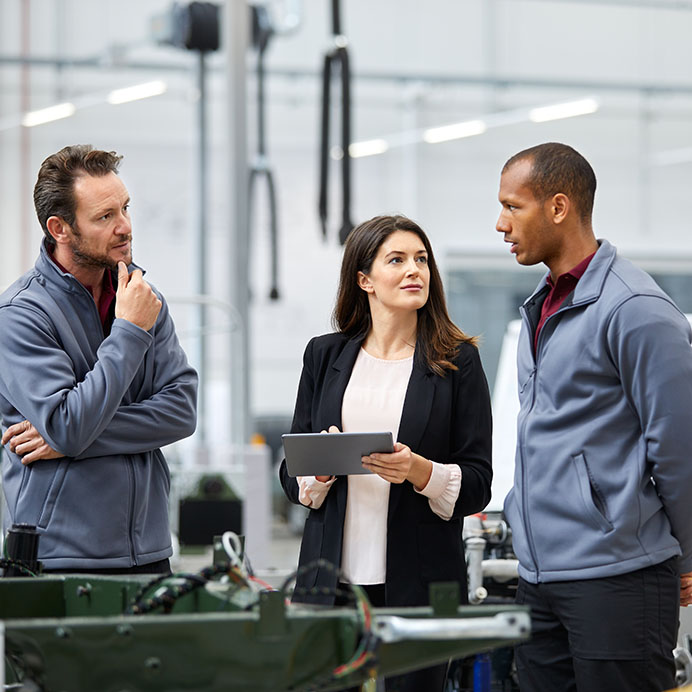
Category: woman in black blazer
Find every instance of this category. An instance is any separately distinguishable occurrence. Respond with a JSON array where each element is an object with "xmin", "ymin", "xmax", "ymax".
[{"xmin": 279, "ymin": 215, "xmax": 492, "ymax": 692}]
